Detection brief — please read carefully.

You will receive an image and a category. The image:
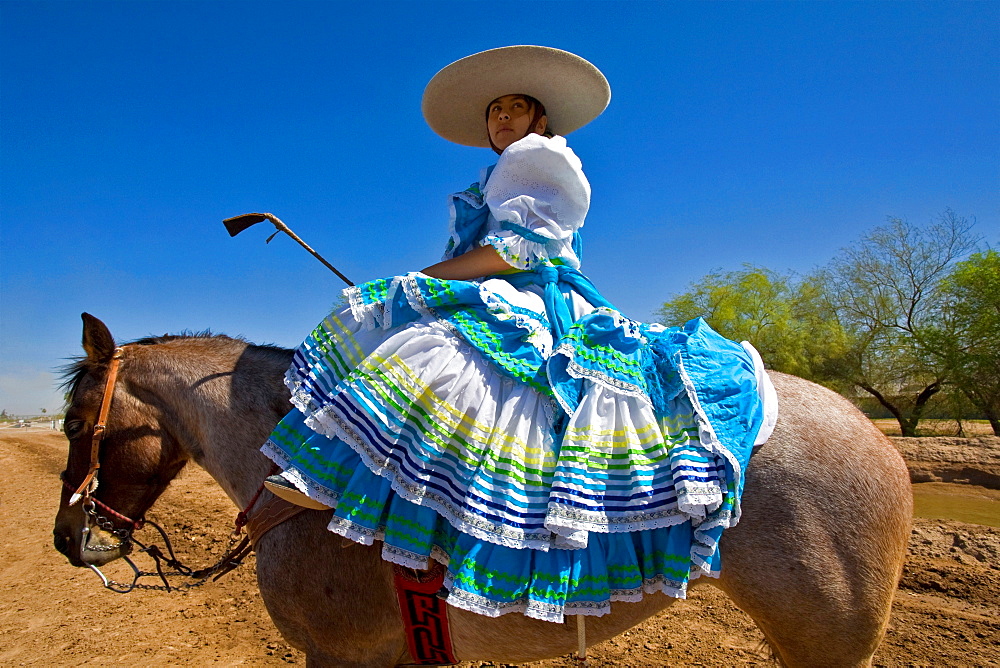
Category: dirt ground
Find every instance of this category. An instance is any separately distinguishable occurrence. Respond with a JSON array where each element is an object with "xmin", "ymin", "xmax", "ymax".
[
  {"xmin": 2, "ymin": 429, "xmax": 998, "ymax": 667},
  {"xmin": 870, "ymin": 419, "xmax": 996, "ymax": 438}
]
